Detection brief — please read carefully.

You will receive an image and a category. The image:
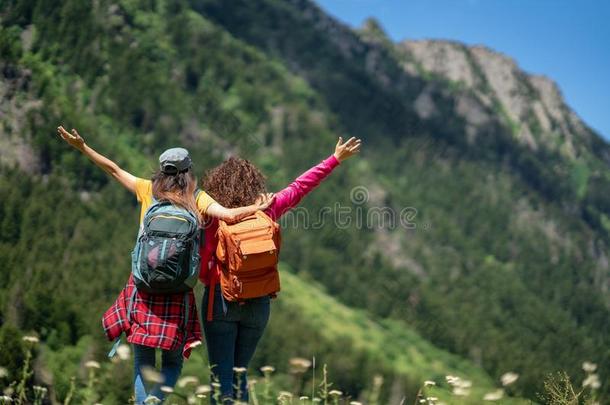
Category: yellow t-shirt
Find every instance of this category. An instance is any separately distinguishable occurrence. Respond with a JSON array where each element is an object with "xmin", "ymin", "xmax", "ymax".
[{"xmin": 134, "ymin": 178, "xmax": 217, "ymax": 224}]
